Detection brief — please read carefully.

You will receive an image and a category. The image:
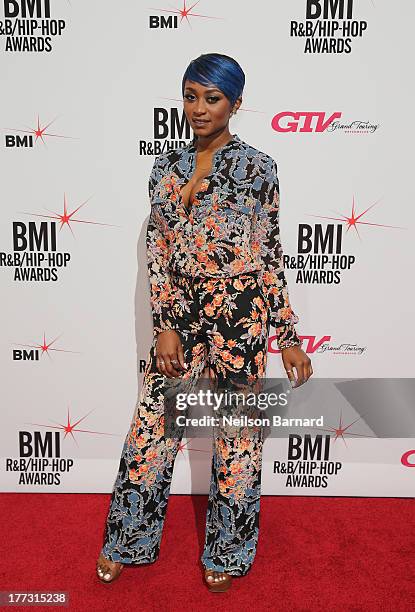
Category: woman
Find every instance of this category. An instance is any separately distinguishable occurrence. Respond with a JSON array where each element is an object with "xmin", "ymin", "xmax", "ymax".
[{"xmin": 96, "ymin": 53, "xmax": 312, "ymax": 592}]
